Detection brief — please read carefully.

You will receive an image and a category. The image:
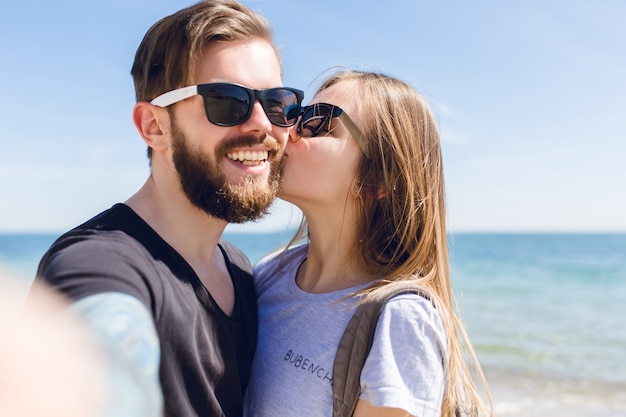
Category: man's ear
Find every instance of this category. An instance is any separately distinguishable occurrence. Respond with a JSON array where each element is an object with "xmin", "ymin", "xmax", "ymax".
[{"xmin": 132, "ymin": 102, "xmax": 170, "ymax": 151}]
